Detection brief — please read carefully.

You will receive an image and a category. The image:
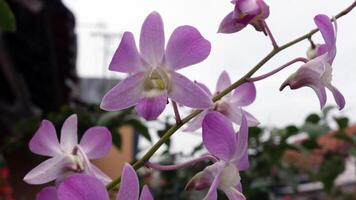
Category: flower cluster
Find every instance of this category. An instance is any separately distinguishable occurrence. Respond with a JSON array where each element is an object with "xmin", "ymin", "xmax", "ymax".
[{"xmin": 22, "ymin": 0, "xmax": 350, "ymax": 199}]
